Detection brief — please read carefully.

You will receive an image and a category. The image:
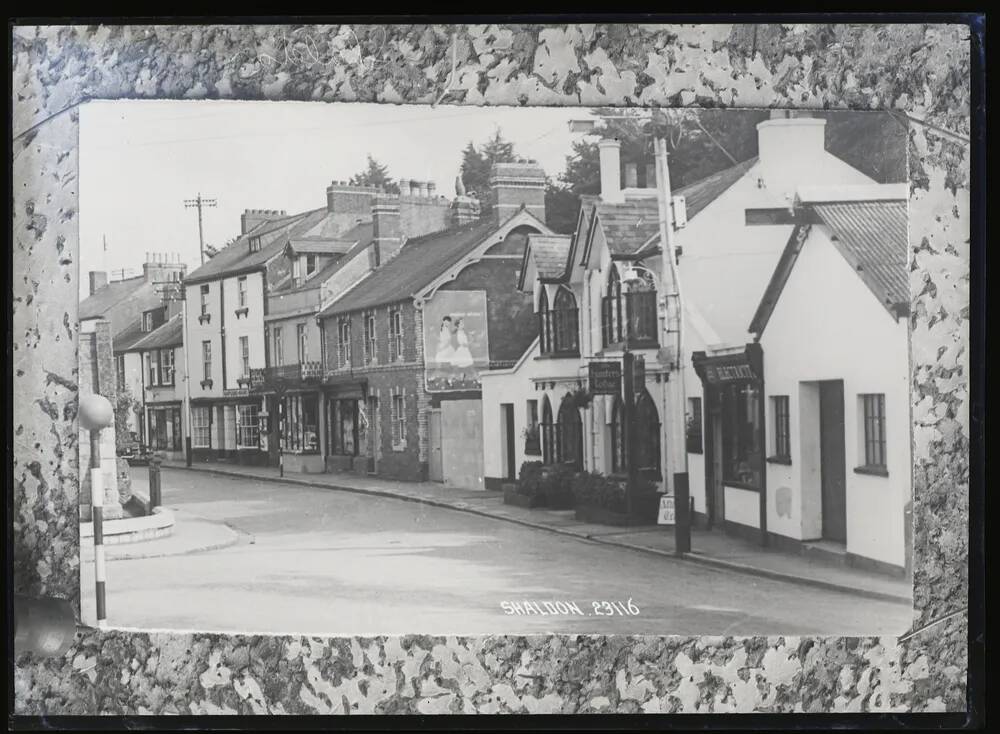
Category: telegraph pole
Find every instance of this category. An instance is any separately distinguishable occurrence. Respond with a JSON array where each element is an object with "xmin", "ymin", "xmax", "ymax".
[{"xmin": 184, "ymin": 193, "xmax": 217, "ymax": 266}]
